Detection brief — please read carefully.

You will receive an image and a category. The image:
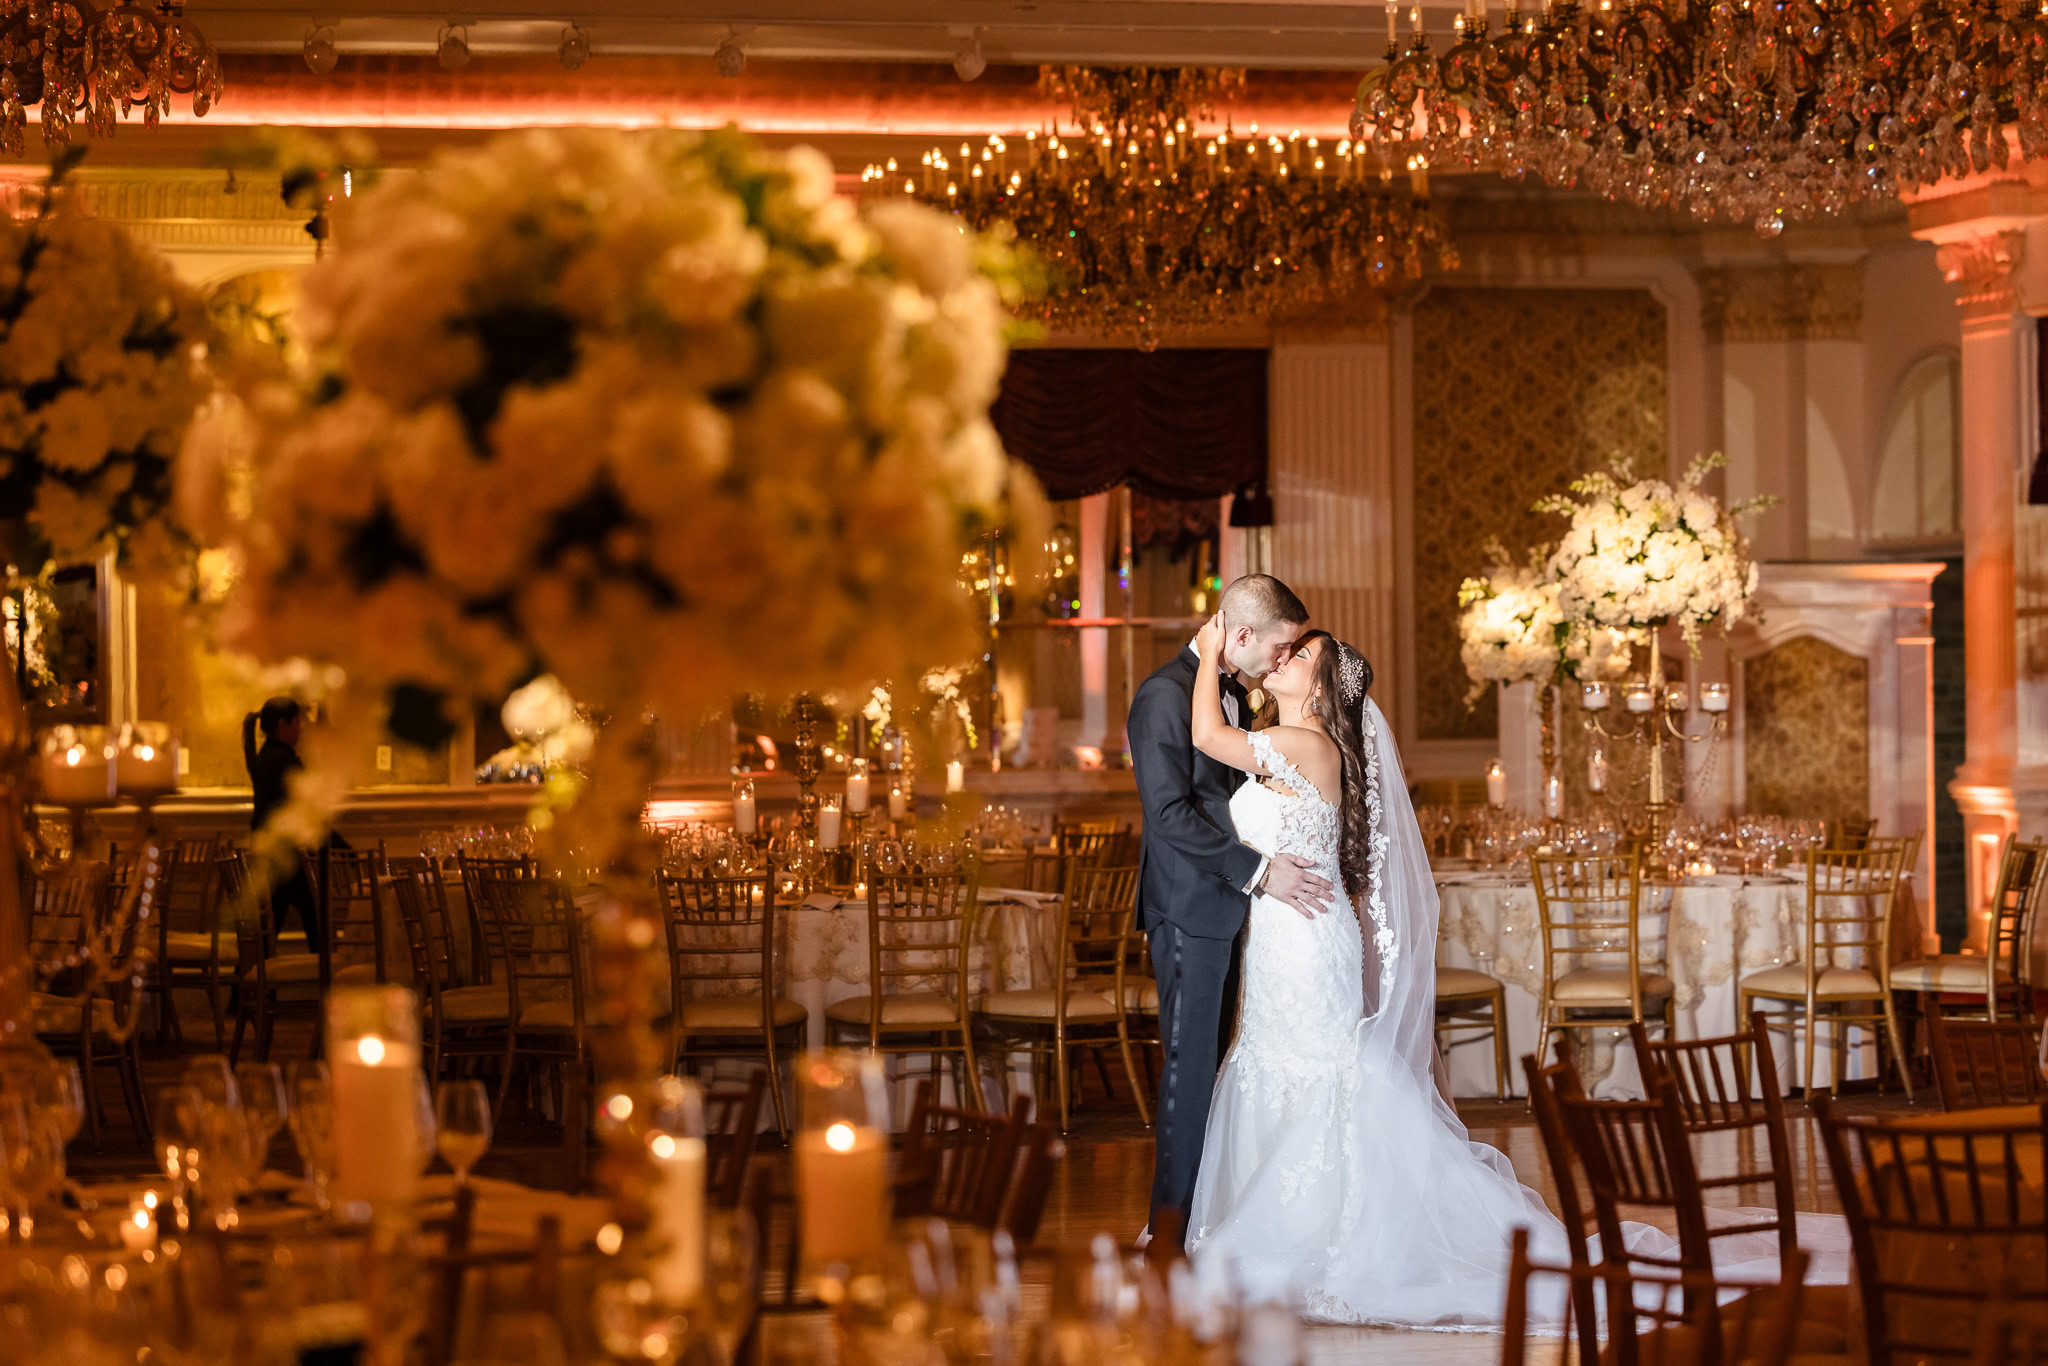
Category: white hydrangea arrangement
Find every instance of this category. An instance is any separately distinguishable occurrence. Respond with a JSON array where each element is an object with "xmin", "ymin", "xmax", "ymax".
[
  {"xmin": 1457, "ymin": 545, "xmax": 1636, "ymax": 705},
  {"xmin": 1537, "ymin": 453, "xmax": 1768, "ymax": 648},
  {"xmin": 191, "ymin": 128, "xmax": 1040, "ymax": 821},
  {"xmin": 0, "ymin": 158, "xmax": 212, "ymax": 579}
]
